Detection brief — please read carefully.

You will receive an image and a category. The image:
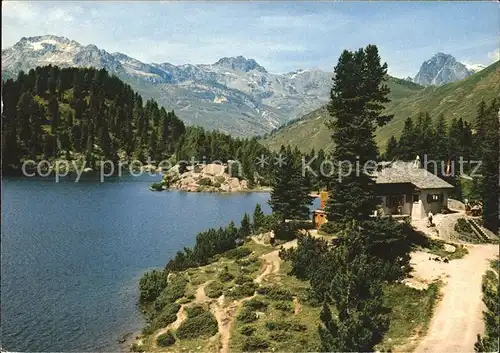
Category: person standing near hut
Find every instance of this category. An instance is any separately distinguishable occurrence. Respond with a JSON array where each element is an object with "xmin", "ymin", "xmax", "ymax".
[
  {"xmin": 269, "ymin": 230, "xmax": 276, "ymax": 247},
  {"xmin": 428, "ymin": 211, "xmax": 434, "ymax": 227}
]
